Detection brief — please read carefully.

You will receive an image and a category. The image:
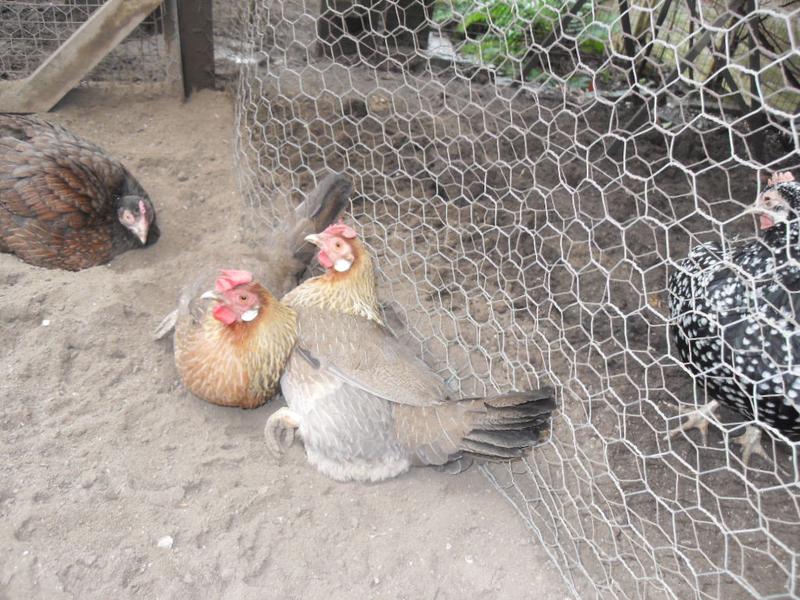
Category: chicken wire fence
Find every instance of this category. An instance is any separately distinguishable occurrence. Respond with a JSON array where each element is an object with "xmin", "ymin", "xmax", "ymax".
[
  {"xmin": 232, "ymin": 0, "xmax": 800, "ymax": 597},
  {"xmin": 0, "ymin": 0, "xmax": 175, "ymax": 83}
]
